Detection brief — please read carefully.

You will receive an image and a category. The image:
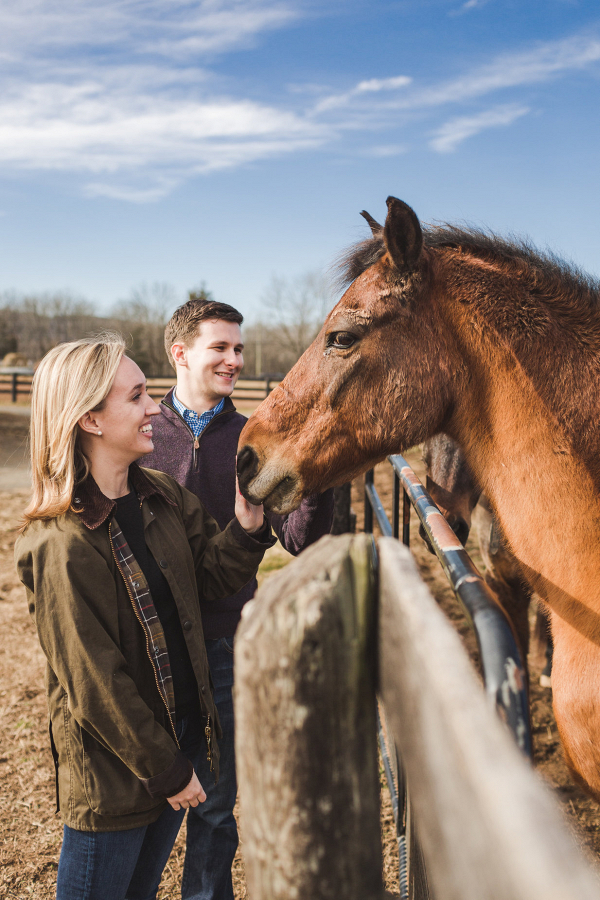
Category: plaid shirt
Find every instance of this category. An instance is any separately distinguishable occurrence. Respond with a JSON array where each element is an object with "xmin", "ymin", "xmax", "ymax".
[
  {"xmin": 171, "ymin": 391, "xmax": 225, "ymax": 439},
  {"xmin": 109, "ymin": 515, "xmax": 213, "ymax": 768}
]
